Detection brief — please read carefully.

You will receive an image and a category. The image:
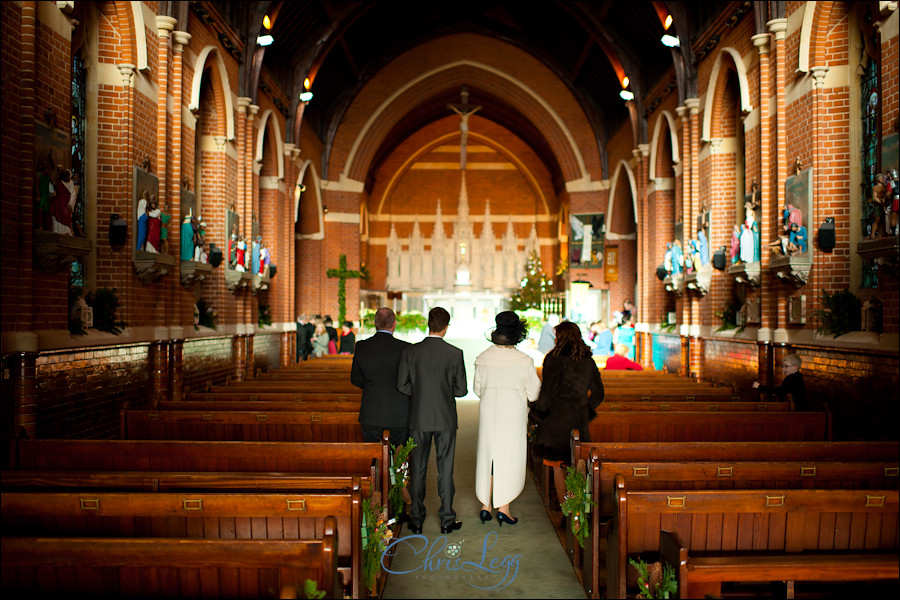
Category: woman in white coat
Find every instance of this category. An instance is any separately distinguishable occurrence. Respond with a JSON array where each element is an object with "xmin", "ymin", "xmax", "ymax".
[{"xmin": 474, "ymin": 311, "xmax": 541, "ymax": 526}]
